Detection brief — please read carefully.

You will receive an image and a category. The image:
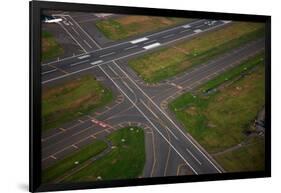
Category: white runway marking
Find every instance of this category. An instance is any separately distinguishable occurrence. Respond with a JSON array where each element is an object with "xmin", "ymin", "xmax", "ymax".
[
  {"xmin": 179, "ymin": 29, "xmax": 191, "ymax": 34},
  {"xmin": 182, "ymin": 24, "xmax": 191, "ymax": 28},
  {"xmin": 42, "ymin": 69, "xmax": 57, "ymax": 75},
  {"xmin": 163, "ymin": 34, "xmax": 175, "ymax": 39},
  {"xmin": 99, "ymin": 52, "xmax": 115, "ymax": 58},
  {"xmin": 83, "ymin": 39, "xmax": 92, "ymax": 48},
  {"xmin": 186, "ymin": 148, "xmax": 202, "ymax": 165},
  {"xmin": 124, "ymin": 45, "xmax": 138, "ymax": 50},
  {"xmin": 130, "ymin": 37, "xmax": 149, "ymax": 44},
  {"xmin": 91, "ymin": 60, "xmax": 103, "ymax": 65},
  {"xmin": 143, "ymin": 42, "xmax": 161, "ymax": 50},
  {"xmin": 78, "ymin": 54, "xmax": 90, "ymax": 59},
  {"xmin": 70, "ymin": 59, "xmax": 90, "ymax": 67},
  {"xmin": 194, "ymin": 29, "xmax": 203, "ymax": 33}
]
